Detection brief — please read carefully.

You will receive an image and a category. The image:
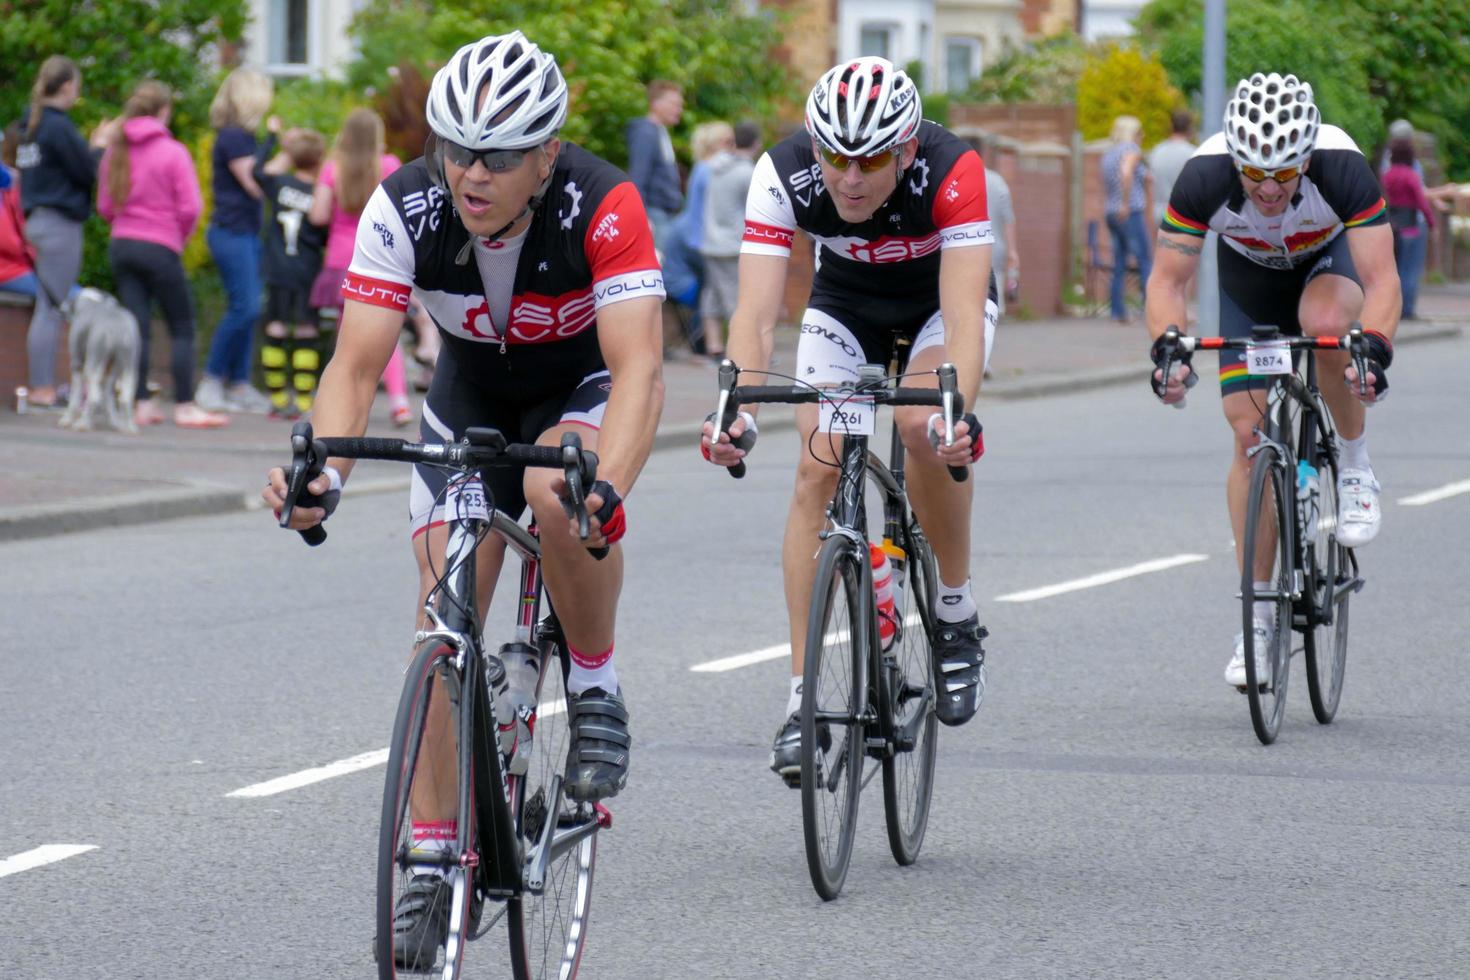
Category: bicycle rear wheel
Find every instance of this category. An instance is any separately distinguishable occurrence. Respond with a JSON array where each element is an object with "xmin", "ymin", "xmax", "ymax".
[
  {"xmin": 1303, "ymin": 437, "xmax": 1351, "ymax": 724},
  {"xmin": 507, "ymin": 642, "xmax": 599, "ymax": 980},
  {"xmin": 801, "ymin": 535, "xmax": 867, "ymax": 901},
  {"xmin": 880, "ymin": 524, "xmax": 938, "ymax": 866},
  {"xmin": 1241, "ymin": 449, "xmax": 1293, "ymax": 744},
  {"xmin": 377, "ymin": 640, "xmax": 474, "ymax": 980}
]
